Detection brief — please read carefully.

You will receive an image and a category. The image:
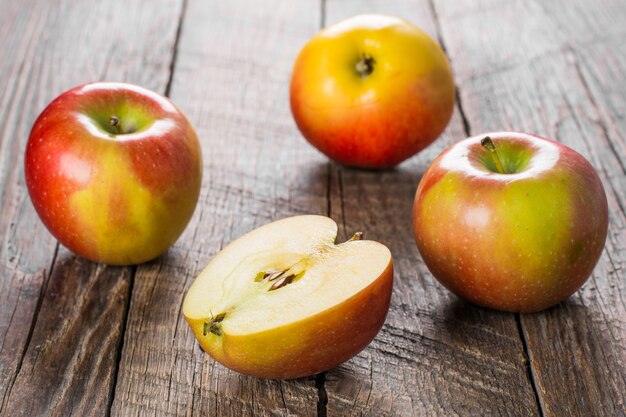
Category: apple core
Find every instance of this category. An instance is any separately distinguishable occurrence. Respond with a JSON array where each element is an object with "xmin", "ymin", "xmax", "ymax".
[{"xmin": 191, "ymin": 230, "xmax": 377, "ymax": 336}]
